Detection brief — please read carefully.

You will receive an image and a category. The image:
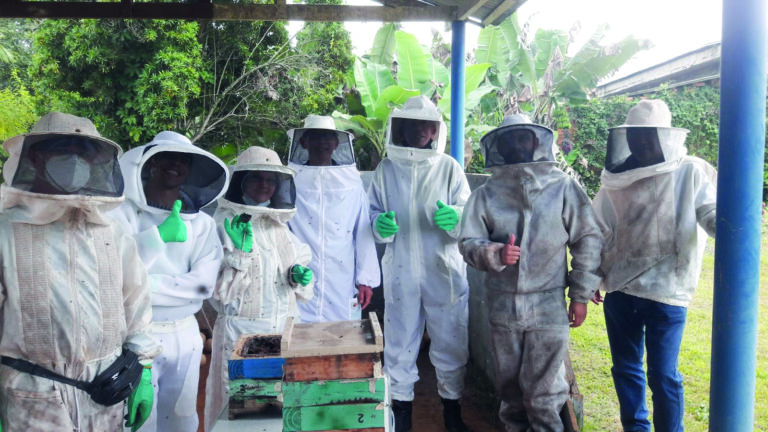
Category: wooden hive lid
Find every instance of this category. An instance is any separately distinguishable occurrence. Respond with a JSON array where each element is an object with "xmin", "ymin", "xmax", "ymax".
[{"xmin": 281, "ymin": 312, "xmax": 383, "ymax": 358}]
